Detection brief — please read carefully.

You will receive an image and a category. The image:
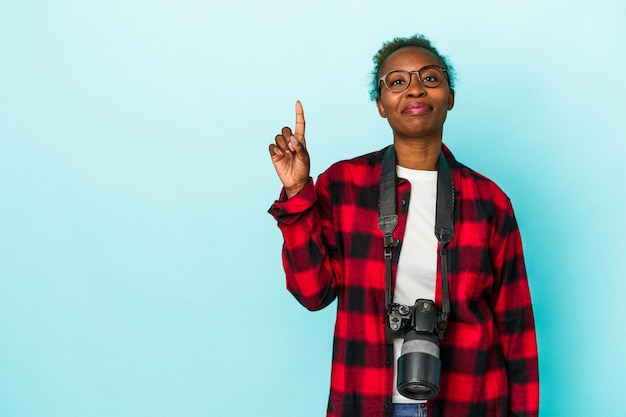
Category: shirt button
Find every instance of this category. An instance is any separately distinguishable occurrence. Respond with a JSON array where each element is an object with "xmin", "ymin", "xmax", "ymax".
[
  {"xmin": 401, "ymin": 199, "xmax": 407, "ymax": 205},
  {"xmin": 383, "ymin": 402, "xmax": 390, "ymax": 409},
  {"xmin": 385, "ymin": 359, "xmax": 392, "ymax": 366}
]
